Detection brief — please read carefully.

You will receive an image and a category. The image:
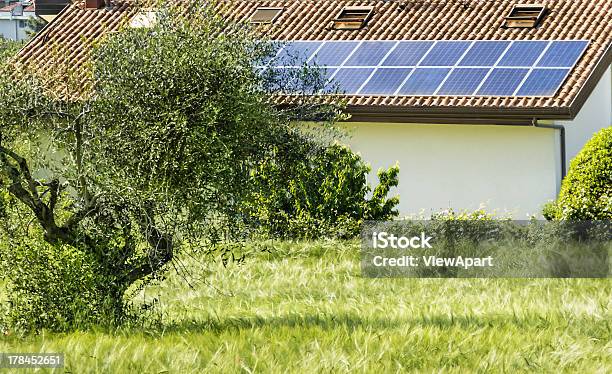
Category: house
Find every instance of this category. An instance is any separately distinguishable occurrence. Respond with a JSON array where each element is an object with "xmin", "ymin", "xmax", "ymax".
[
  {"xmin": 0, "ymin": 1, "xmax": 38, "ymax": 40},
  {"xmin": 15, "ymin": 0, "xmax": 612, "ymax": 217}
]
